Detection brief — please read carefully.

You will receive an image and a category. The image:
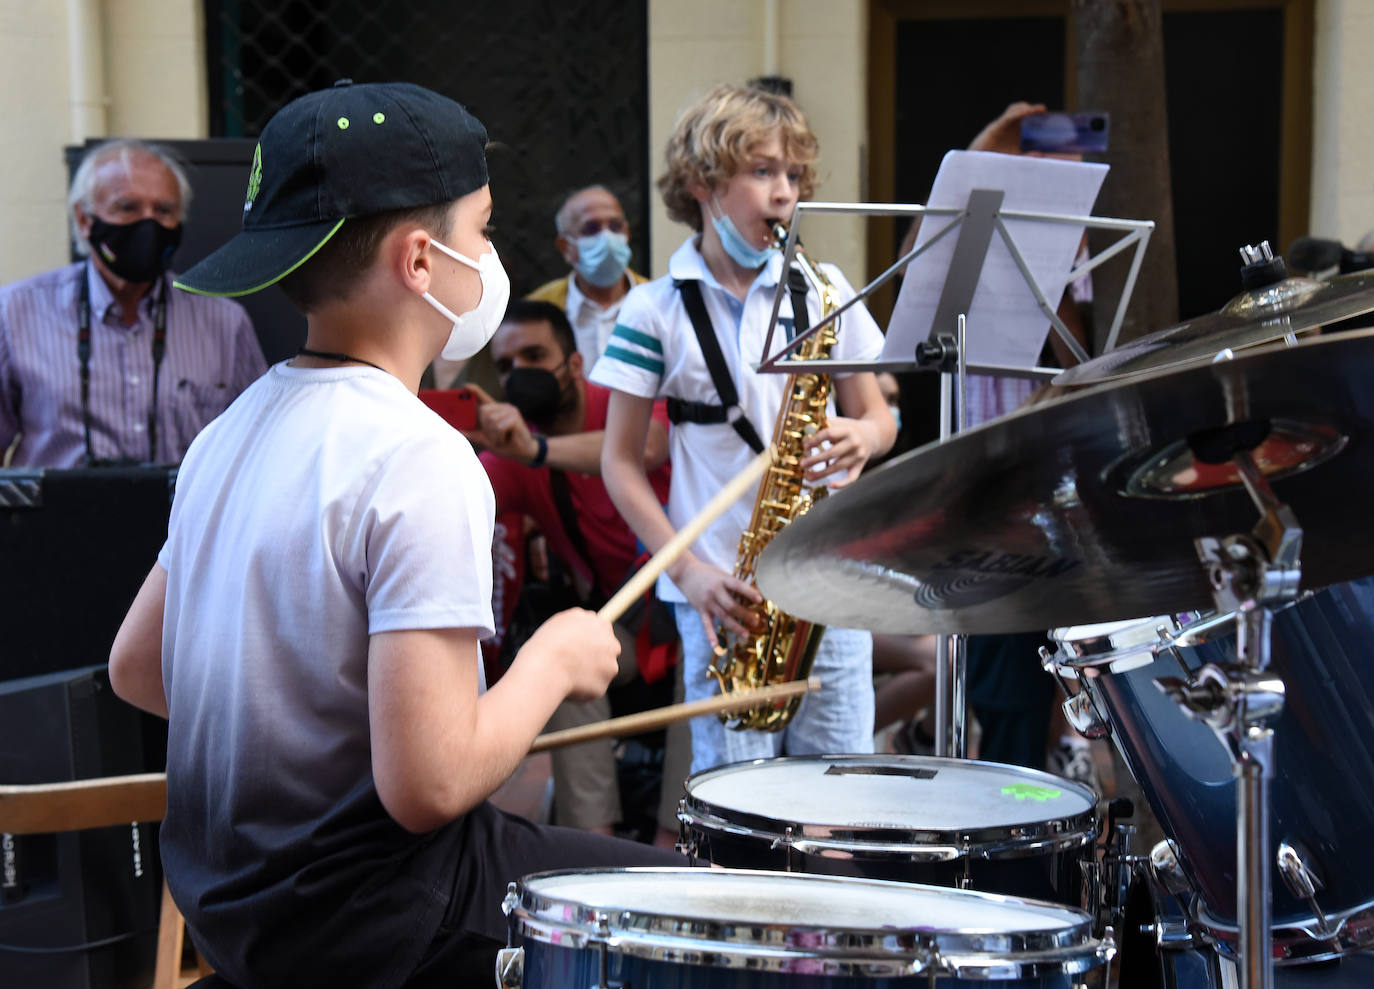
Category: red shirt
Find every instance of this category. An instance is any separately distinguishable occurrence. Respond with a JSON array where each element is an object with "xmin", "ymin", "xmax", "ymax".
[{"xmin": 480, "ymin": 381, "xmax": 671, "ymax": 599}]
